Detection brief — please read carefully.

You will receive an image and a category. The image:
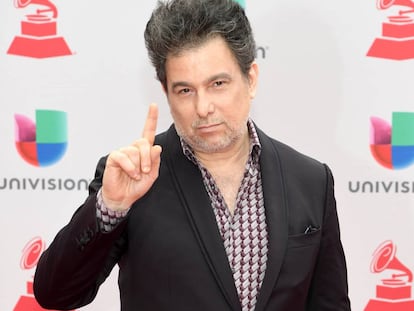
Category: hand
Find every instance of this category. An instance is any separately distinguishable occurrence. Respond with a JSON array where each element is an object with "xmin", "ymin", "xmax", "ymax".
[{"xmin": 101, "ymin": 103, "xmax": 162, "ymax": 211}]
